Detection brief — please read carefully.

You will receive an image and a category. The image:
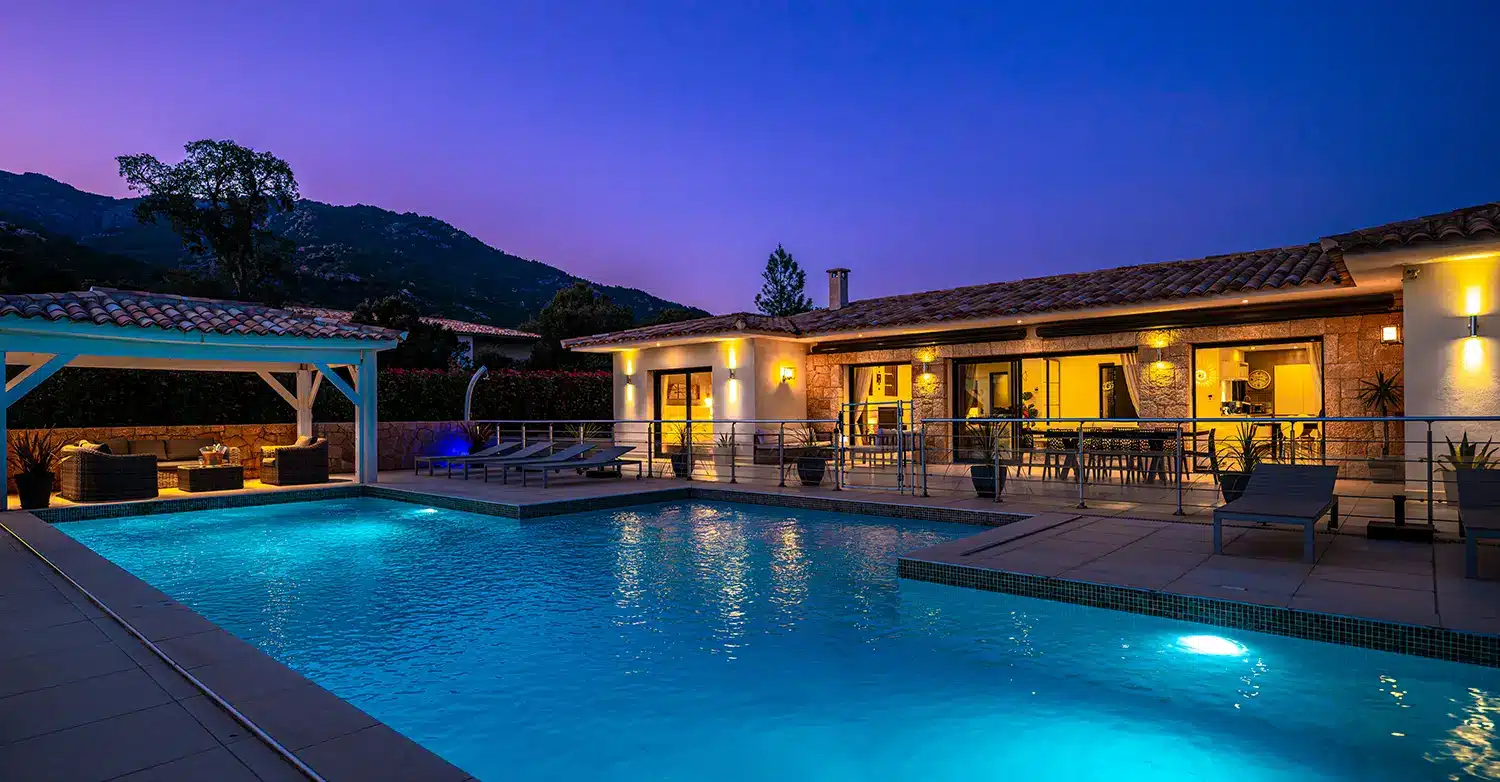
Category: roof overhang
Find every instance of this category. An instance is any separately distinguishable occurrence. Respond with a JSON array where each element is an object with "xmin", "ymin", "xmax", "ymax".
[
  {"xmin": 566, "ymin": 329, "xmax": 803, "ymax": 353},
  {"xmin": 1338, "ymin": 236, "xmax": 1500, "ymax": 279},
  {"xmin": 0, "ymin": 316, "xmax": 400, "ymax": 372}
]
